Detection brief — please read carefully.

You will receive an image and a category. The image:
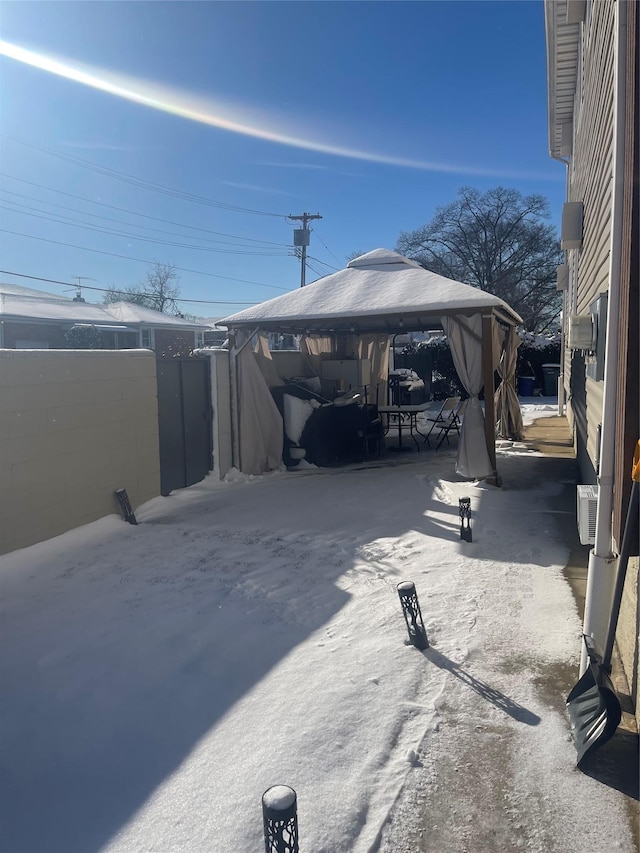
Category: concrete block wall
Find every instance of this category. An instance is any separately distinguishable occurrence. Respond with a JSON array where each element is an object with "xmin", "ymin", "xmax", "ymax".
[{"xmin": 0, "ymin": 350, "xmax": 161, "ymax": 554}]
